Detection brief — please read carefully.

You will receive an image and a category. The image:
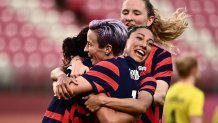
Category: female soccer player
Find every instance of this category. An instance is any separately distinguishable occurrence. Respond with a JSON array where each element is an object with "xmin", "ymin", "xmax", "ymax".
[
  {"xmin": 45, "ymin": 19, "xmax": 156, "ymax": 123},
  {"xmin": 61, "ymin": 0, "xmax": 188, "ymax": 122}
]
